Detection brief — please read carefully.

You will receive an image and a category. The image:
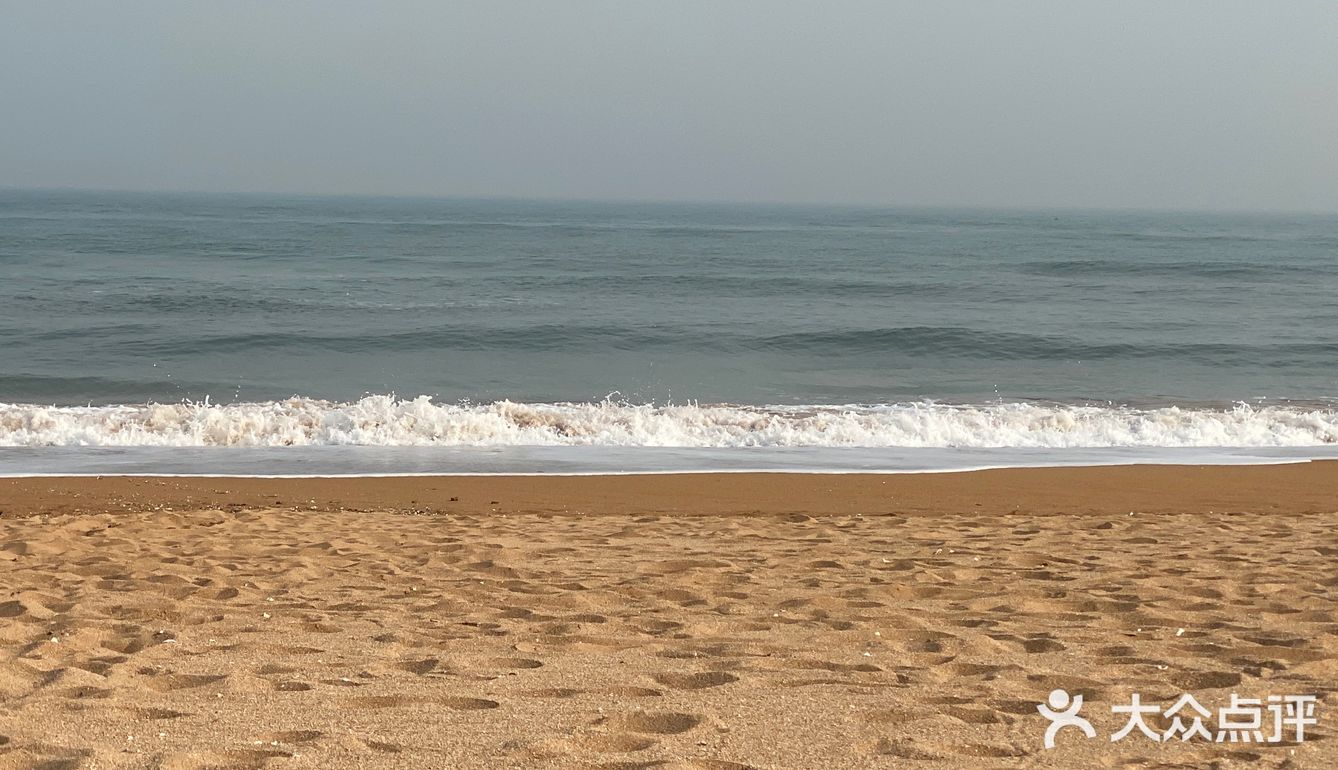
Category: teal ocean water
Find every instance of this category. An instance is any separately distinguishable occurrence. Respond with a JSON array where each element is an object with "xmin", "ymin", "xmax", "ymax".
[{"xmin": 2, "ymin": 189, "xmax": 1337, "ymax": 468}]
